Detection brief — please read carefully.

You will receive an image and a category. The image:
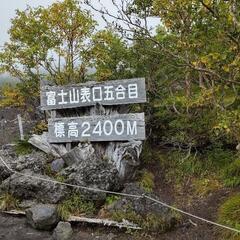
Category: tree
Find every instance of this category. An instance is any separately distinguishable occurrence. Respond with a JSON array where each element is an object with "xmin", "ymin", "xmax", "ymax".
[
  {"xmin": 0, "ymin": 0, "xmax": 96, "ymax": 107},
  {"xmin": 85, "ymin": 0, "xmax": 240, "ymax": 147},
  {"xmin": 90, "ymin": 29, "xmax": 134, "ymax": 81}
]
